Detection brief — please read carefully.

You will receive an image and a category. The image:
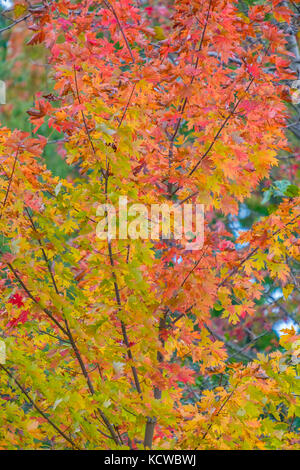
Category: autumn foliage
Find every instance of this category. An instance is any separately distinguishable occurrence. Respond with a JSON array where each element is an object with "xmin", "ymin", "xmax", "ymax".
[{"xmin": 0, "ymin": 0, "xmax": 299, "ymax": 450}]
